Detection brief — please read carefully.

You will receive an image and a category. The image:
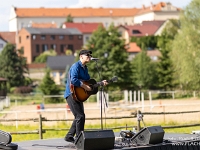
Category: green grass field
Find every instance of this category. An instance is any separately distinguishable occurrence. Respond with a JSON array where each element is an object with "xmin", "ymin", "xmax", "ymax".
[{"xmin": 1, "ymin": 120, "xmax": 200, "ymax": 142}]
